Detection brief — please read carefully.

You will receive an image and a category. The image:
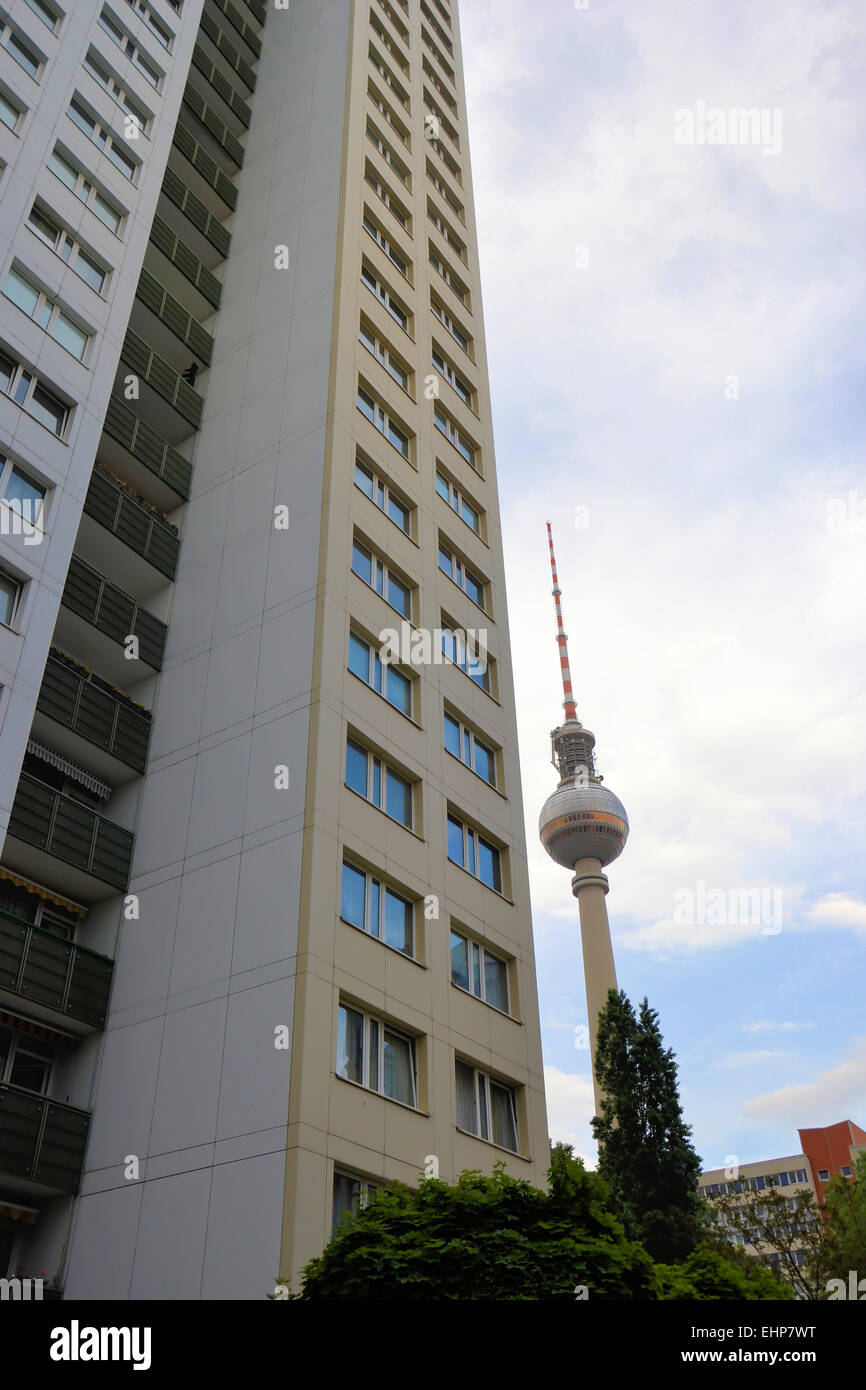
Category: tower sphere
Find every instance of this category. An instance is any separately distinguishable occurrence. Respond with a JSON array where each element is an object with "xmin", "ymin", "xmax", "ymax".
[{"xmin": 539, "ymin": 778, "xmax": 629, "ymax": 870}]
